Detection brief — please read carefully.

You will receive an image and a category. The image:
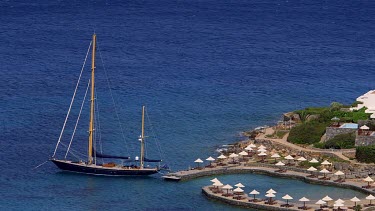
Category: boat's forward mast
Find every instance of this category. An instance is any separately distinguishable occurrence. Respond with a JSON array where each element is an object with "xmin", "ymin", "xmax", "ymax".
[{"xmin": 88, "ymin": 34, "xmax": 96, "ymax": 165}]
